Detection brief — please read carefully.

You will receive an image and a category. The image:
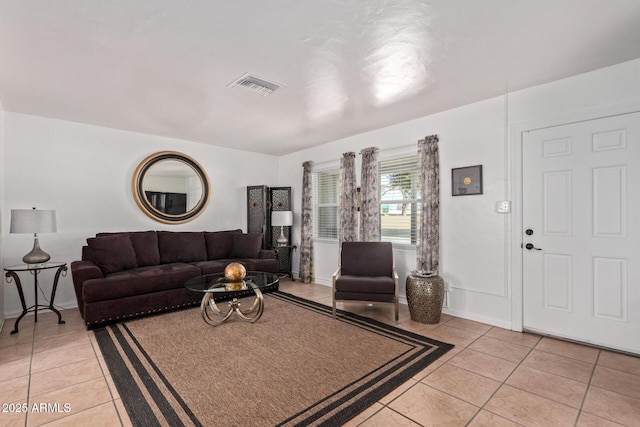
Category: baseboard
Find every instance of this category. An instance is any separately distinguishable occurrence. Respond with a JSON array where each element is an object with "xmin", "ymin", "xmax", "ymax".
[
  {"xmin": 442, "ymin": 307, "xmax": 511, "ymax": 330},
  {"xmin": 309, "ymin": 276, "xmax": 333, "ymax": 286}
]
